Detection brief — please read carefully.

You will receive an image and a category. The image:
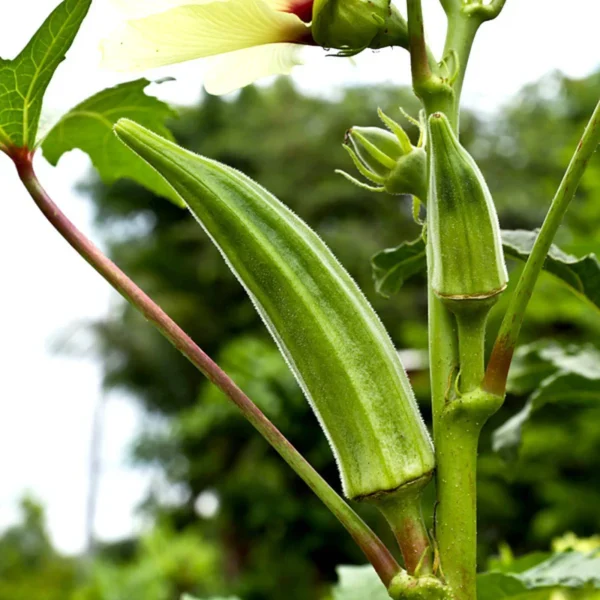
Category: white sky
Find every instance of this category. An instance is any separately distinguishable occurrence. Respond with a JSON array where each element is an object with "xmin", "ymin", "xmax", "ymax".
[{"xmin": 0, "ymin": 0, "xmax": 598, "ymax": 555}]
